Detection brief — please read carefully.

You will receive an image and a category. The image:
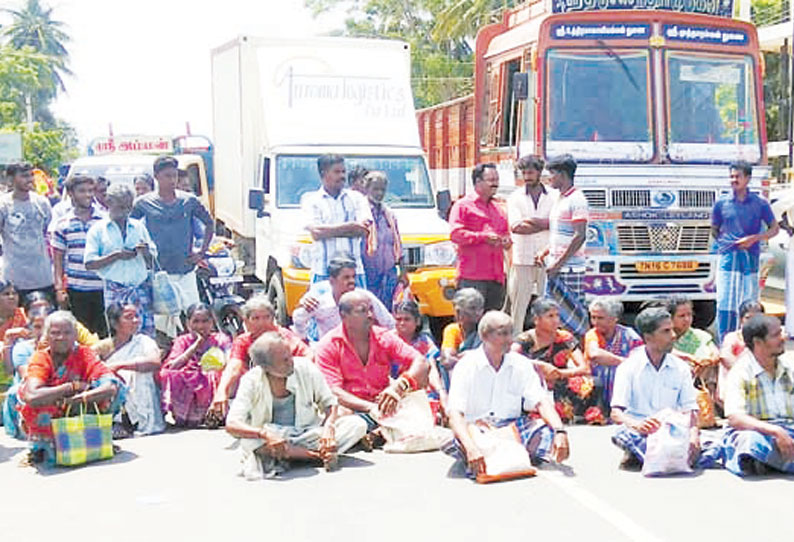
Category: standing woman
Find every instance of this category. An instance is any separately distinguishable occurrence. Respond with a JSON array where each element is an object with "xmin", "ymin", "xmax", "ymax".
[
  {"xmin": 160, "ymin": 303, "xmax": 231, "ymax": 427},
  {"xmin": 93, "ymin": 303, "xmax": 164, "ymax": 437},
  {"xmin": 514, "ymin": 298, "xmax": 592, "ymax": 423},
  {"xmin": 362, "ymin": 171, "xmax": 402, "ymax": 310}
]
